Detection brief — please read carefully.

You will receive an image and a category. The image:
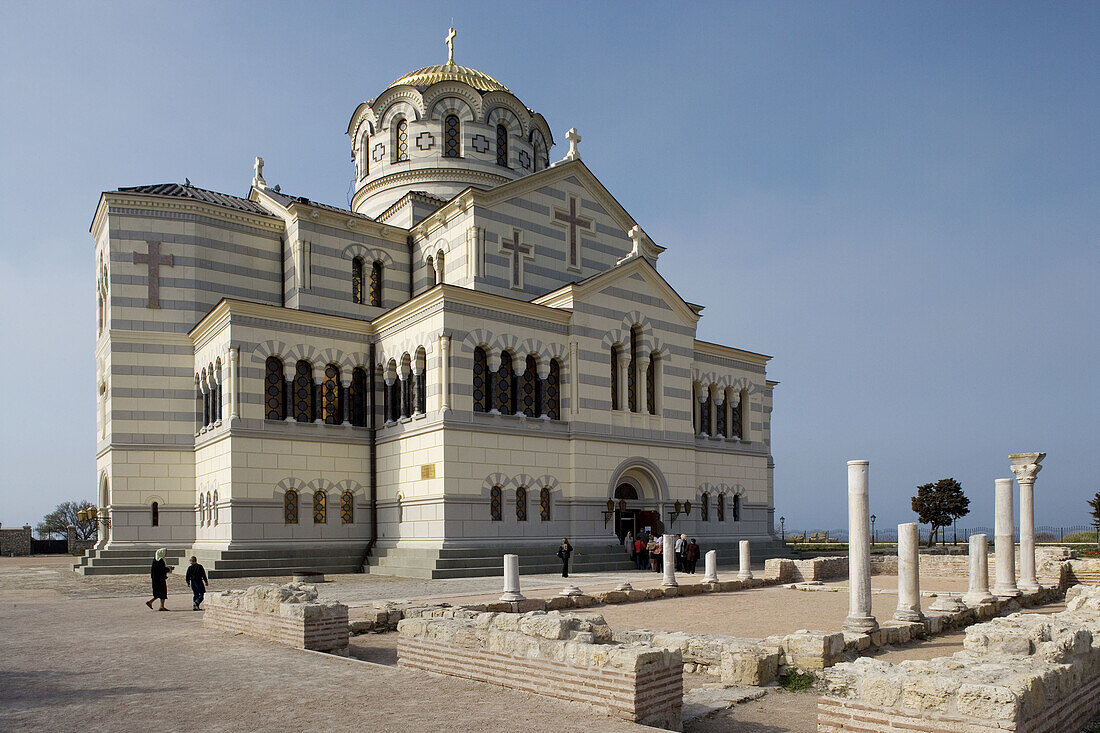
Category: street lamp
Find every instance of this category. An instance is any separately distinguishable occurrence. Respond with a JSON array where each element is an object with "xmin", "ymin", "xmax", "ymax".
[
  {"xmin": 780, "ymin": 516, "xmax": 785, "ymax": 543},
  {"xmin": 870, "ymin": 514, "xmax": 877, "ymax": 548}
]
